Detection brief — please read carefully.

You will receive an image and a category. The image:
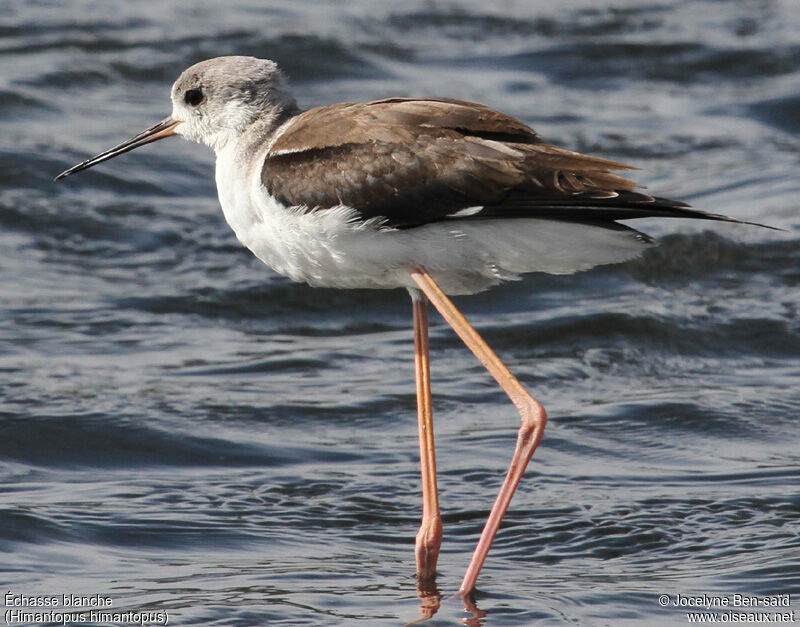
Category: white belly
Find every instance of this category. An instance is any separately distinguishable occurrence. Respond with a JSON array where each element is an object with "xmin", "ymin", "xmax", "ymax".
[{"xmin": 215, "ymin": 148, "xmax": 652, "ymax": 295}]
